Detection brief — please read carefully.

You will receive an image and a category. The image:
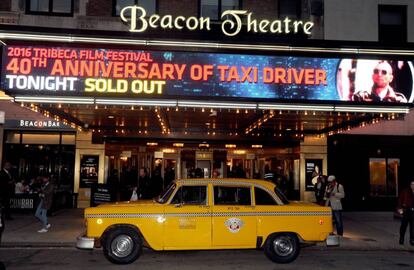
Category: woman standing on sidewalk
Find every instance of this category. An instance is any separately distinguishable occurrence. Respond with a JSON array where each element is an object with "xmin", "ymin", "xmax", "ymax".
[
  {"xmin": 398, "ymin": 180, "xmax": 414, "ymax": 245},
  {"xmin": 35, "ymin": 176, "xmax": 54, "ymax": 233}
]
